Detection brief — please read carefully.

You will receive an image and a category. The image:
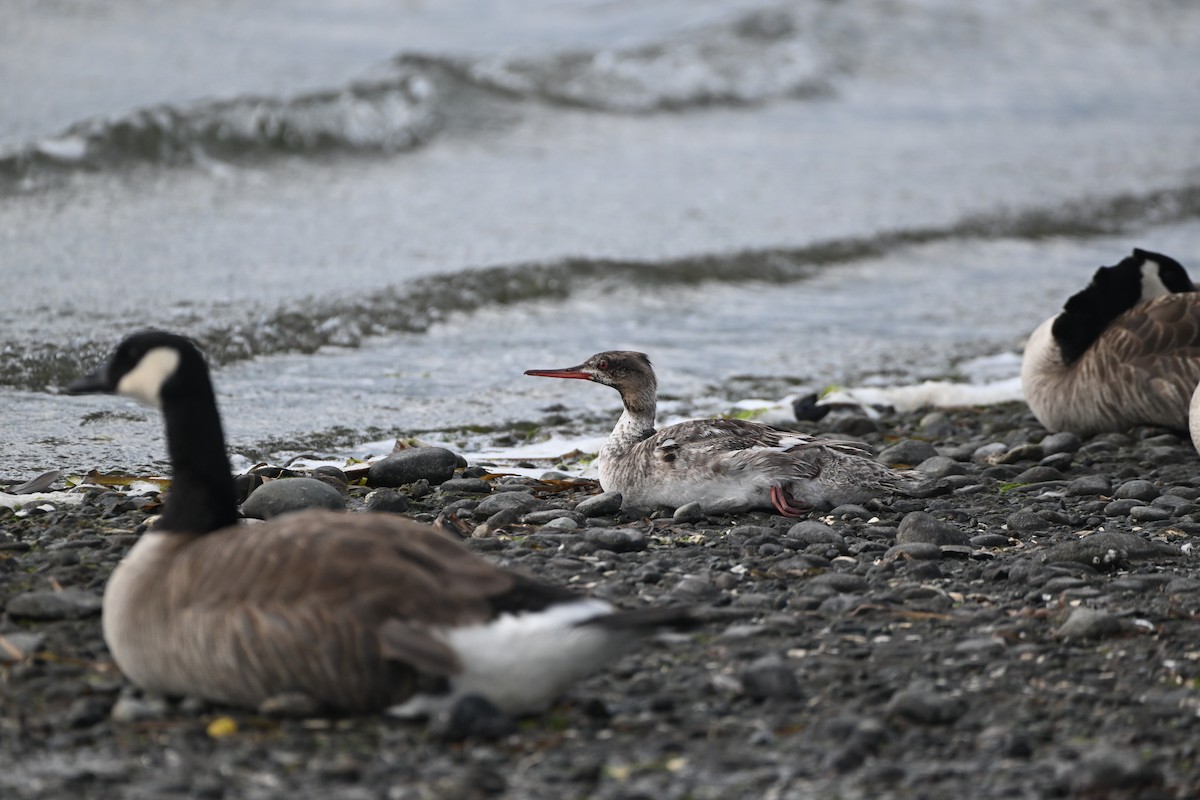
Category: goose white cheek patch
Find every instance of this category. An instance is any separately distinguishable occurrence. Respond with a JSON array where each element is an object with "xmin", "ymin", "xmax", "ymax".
[
  {"xmin": 1140, "ymin": 260, "xmax": 1170, "ymax": 298},
  {"xmin": 116, "ymin": 347, "xmax": 181, "ymax": 408}
]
